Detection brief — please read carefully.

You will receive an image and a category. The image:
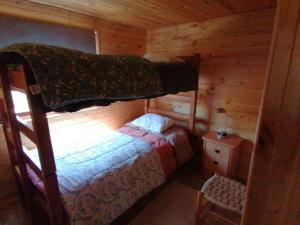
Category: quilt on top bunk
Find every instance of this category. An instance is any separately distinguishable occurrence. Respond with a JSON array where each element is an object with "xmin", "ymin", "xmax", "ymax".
[
  {"xmin": 0, "ymin": 43, "xmax": 198, "ymax": 112},
  {"xmin": 25, "ymin": 125, "xmax": 177, "ymax": 225}
]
